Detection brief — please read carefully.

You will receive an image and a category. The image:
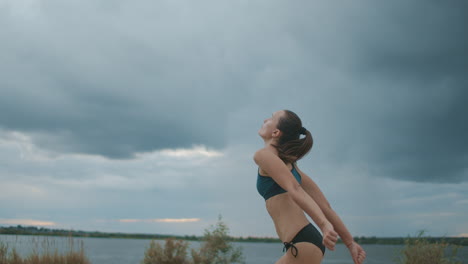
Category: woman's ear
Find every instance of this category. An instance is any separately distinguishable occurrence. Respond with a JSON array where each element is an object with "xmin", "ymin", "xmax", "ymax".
[{"xmin": 272, "ymin": 129, "xmax": 282, "ymax": 138}]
